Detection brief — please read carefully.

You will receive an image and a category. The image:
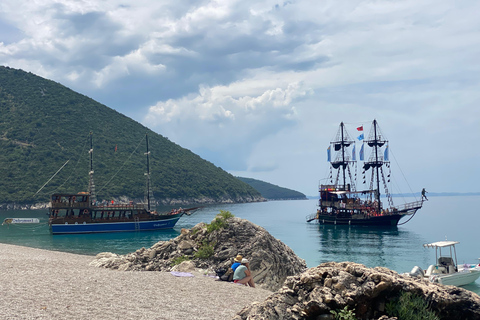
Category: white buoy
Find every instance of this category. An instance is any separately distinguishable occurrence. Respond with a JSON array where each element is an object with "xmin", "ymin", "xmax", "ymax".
[{"xmin": 2, "ymin": 218, "xmax": 40, "ymax": 225}]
